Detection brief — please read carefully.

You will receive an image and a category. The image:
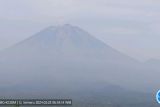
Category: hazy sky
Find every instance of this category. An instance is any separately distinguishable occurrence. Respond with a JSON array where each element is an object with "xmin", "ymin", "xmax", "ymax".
[{"xmin": 0, "ymin": 0, "xmax": 160, "ymax": 61}]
